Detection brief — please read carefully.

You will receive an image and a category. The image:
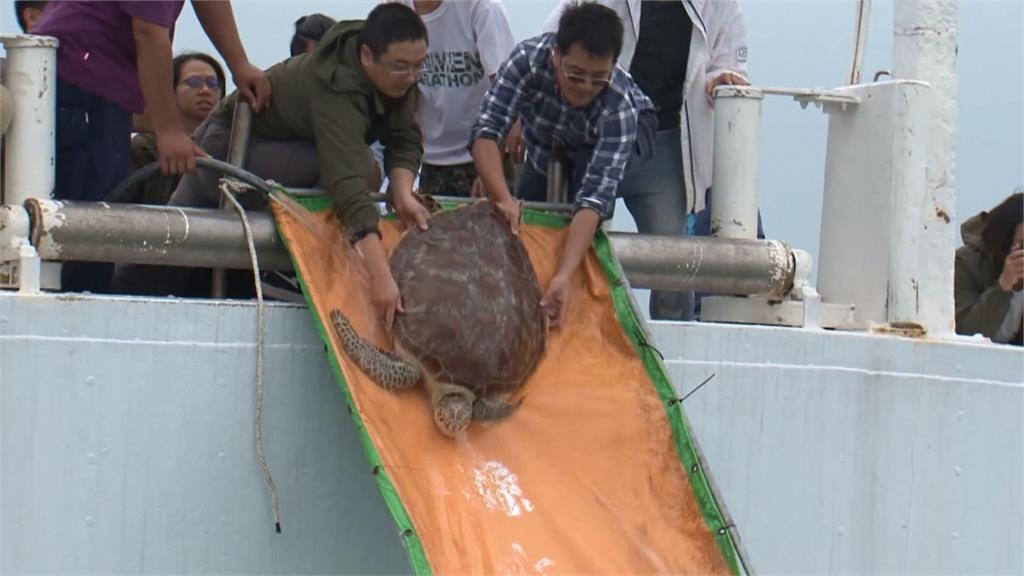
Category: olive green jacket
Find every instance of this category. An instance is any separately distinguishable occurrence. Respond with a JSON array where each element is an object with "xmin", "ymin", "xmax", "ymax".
[
  {"xmin": 954, "ymin": 212, "xmax": 1022, "ymax": 344},
  {"xmin": 212, "ymin": 20, "xmax": 422, "ymax": 241}
]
